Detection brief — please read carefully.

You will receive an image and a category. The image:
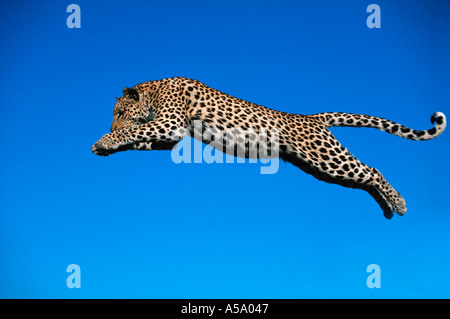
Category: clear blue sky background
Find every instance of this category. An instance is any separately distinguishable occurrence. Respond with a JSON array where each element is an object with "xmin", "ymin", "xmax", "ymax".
[{"xmin": 0, "ymin": 0, "xmax": 449, "ymax": 298}]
